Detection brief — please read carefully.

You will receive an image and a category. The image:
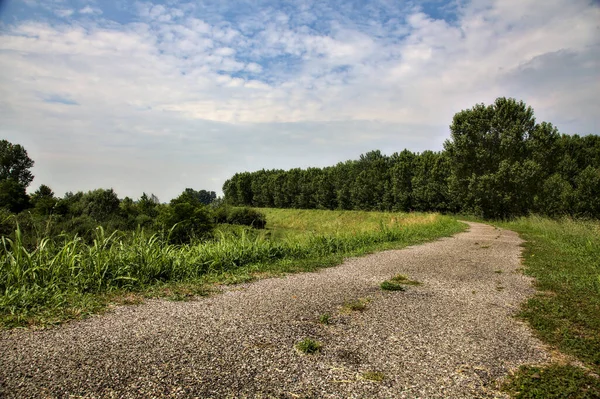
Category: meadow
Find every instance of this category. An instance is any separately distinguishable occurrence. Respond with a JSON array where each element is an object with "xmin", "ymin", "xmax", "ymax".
[{"xmin": 0, "ymin": 209, "xmax": 464, "ymax": 328}]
